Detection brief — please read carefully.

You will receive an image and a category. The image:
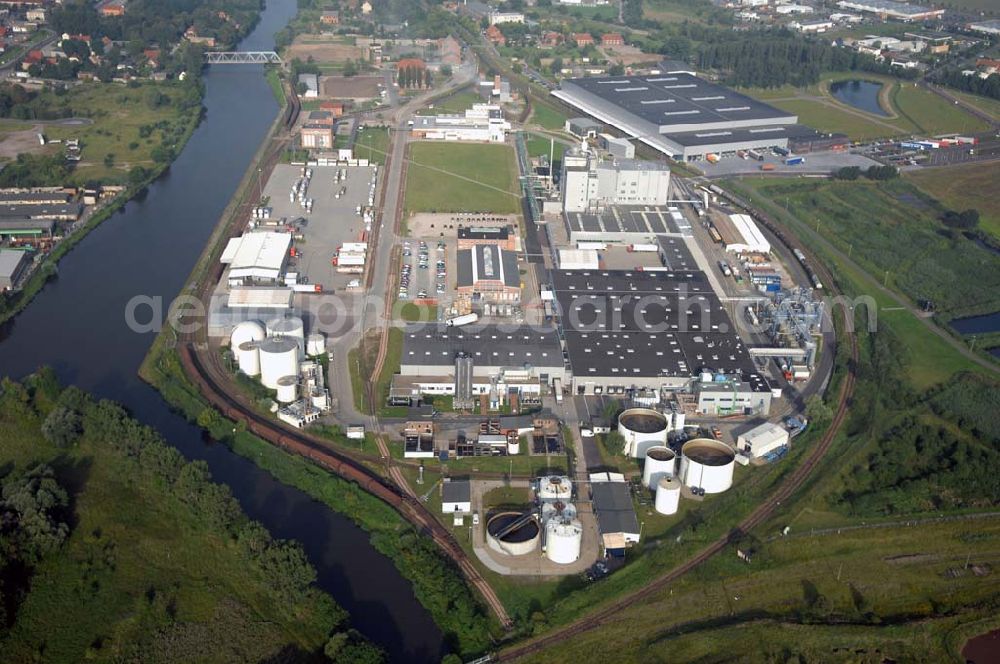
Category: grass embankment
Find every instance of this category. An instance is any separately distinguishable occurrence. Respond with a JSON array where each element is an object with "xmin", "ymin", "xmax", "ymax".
[
  {"xmin": 950, "ymin": 90, "xmax": 1000, "ymax": 122},
  {"xmin": 906, "ymin": 161, "xmax": 1000, "ymax": 240},
  {"xmin": 265, "ymin": 67, "xmax": 286, "ymax": 105},
  {"xmin": 347, "ymin": 326, "xmax": 404, "ymax": 417},
  {"xmin": 431, "ymin": 90, "xmax": 481, "ymax": 114},
  {"xmin": 529, "ymin": 103, "xmax": 568, "ymax": 131},
  {"xmin": 353, "ymin": 126, "xmax": 390, "ymax": 165},
  {"xmin": 728, "ymin": 177, "xmax": 1000, "ymax": 323},
  {"xmin": 0, "ymin": 374, "xmax": 342, "ymax": 661},
  {"xmin": 403, "ymin": 142, "xmax": 521, "ymax": 215},
  {"xmin": 141, "ymin": 336, "xmax": 496, "ymax": 657}
]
